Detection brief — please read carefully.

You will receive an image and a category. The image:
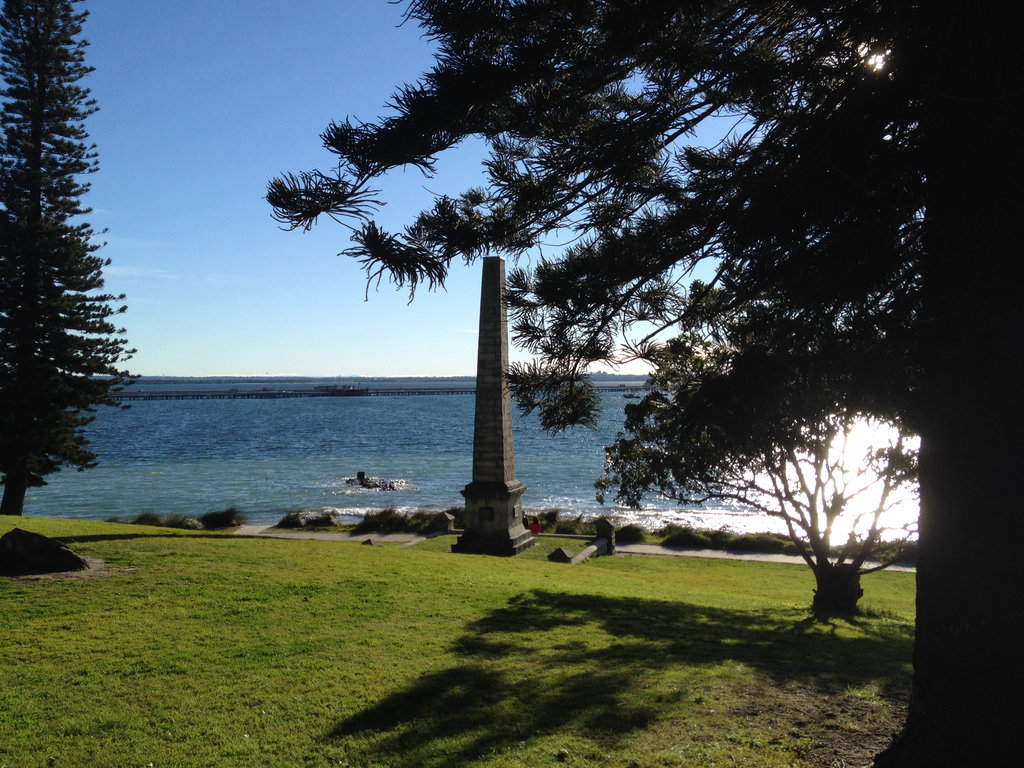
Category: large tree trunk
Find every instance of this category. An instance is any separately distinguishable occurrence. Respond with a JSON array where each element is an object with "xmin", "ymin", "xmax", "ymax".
[
  {"xmin": 811, "ymin": 562, "xmax": 863, "ymax": 614},
  {"xmin": 0, "ymin": 469, "xmax": 28, "ymax": 516},
  {"xmin": 875, "ymin": 4, "xmax": 1024, "ymax": 764}
]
